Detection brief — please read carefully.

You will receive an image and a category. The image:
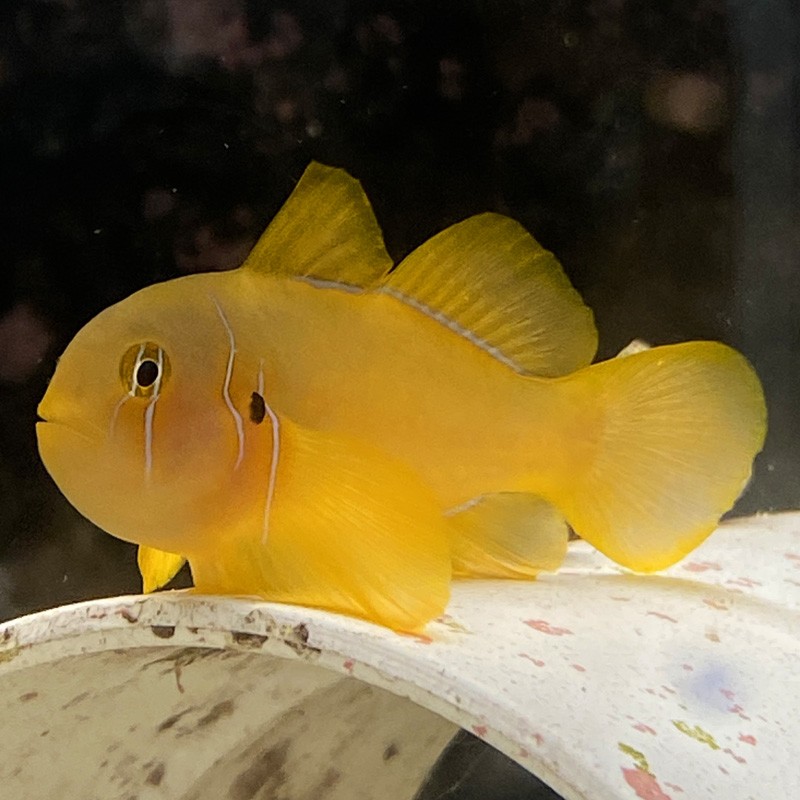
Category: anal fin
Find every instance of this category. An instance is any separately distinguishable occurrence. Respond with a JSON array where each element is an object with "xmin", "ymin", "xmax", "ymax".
[{"xmin": 447, "ymin": 493, "xmax": 568, "ymax": 579}]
